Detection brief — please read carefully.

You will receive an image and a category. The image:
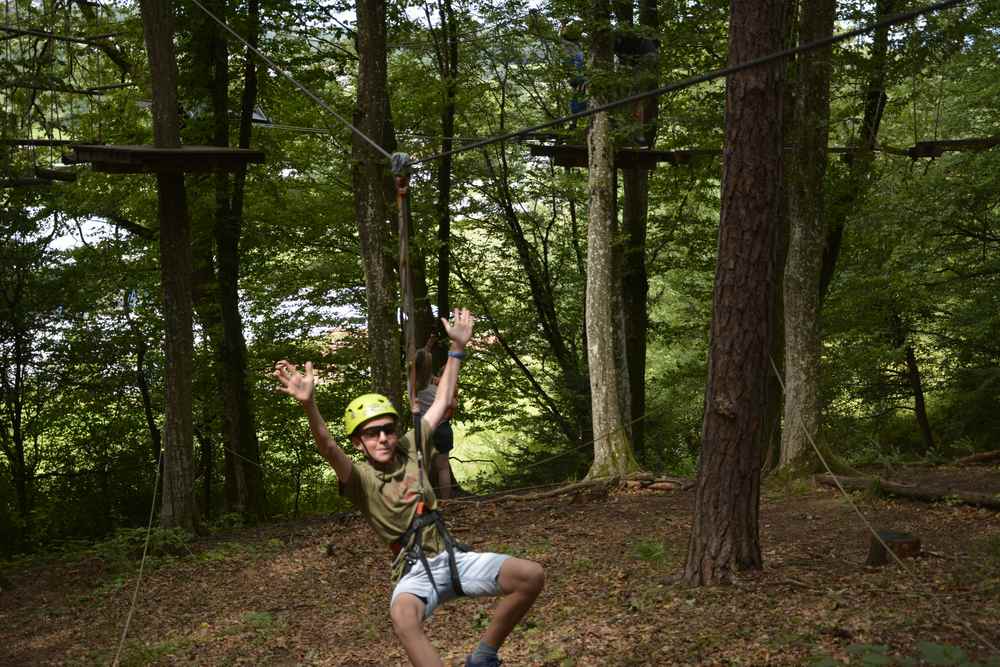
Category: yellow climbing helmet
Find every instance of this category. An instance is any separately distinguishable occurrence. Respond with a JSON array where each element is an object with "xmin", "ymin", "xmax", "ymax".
[{"xmin": 343, "ymin": 393, "xmax": 399, "ymax": 436}]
